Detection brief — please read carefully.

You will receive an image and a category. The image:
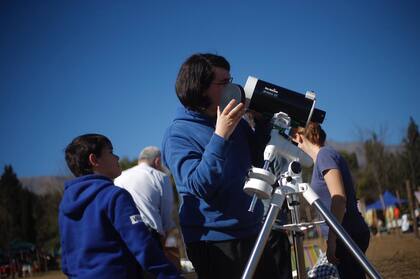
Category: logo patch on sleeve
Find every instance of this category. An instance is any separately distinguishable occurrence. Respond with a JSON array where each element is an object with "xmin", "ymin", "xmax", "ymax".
[{"xmin": 130, "ymin": 214, "xmax": 142, "ymax": 225}]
